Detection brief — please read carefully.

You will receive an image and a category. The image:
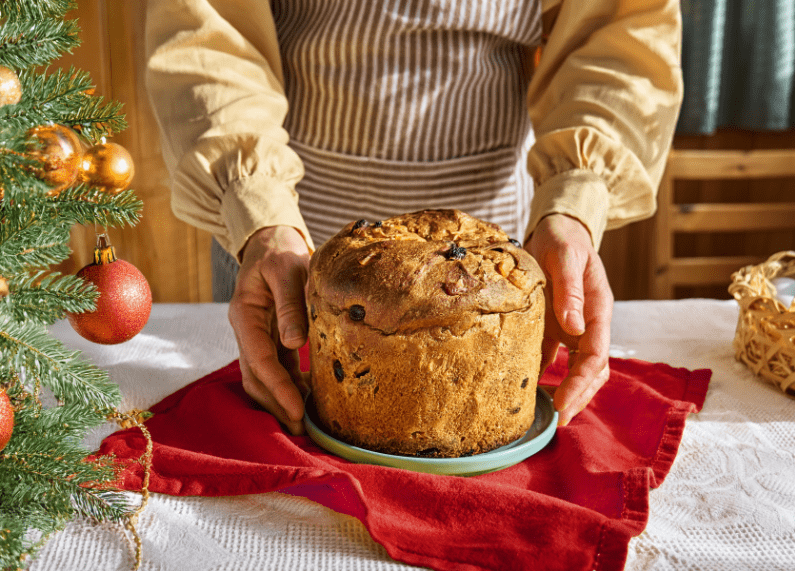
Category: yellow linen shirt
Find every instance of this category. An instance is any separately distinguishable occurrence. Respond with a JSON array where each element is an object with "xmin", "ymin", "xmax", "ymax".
[{"xmin": 145, "ymin": 0, "xmax": 683, "ymax": 258}]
